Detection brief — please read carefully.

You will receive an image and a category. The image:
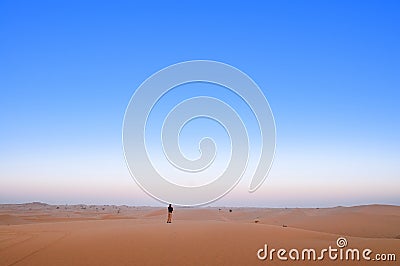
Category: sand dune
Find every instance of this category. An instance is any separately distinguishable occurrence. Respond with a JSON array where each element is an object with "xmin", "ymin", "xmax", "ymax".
[{"xmin": 0, "ymin": 203, "xmax": 399, "ymax": 265}]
